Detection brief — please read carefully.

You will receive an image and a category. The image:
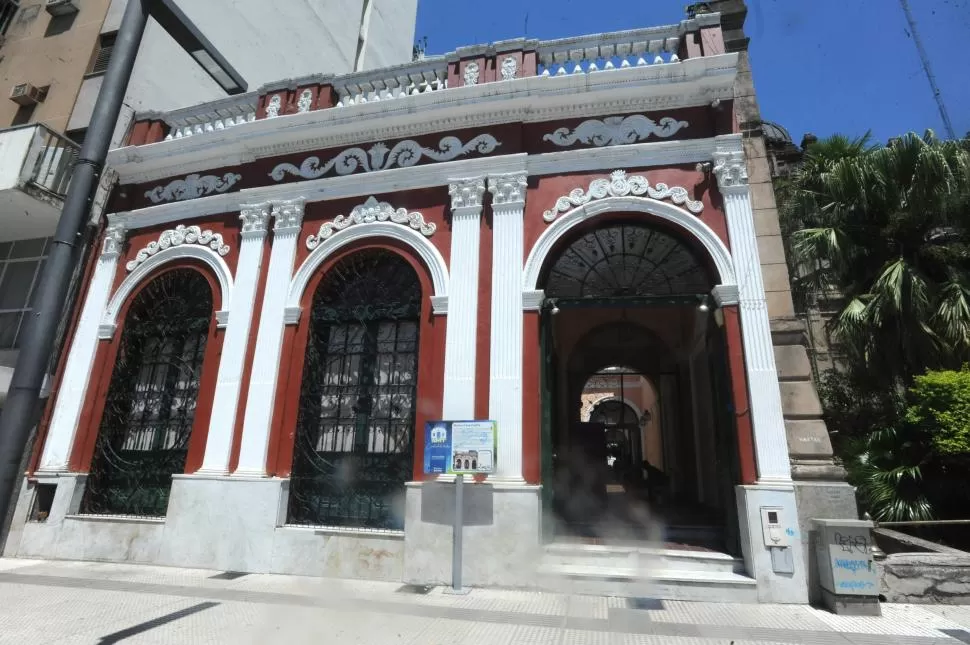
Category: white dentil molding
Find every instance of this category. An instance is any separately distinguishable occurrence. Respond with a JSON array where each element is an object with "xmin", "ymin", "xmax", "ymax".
[
  {"xmin": 235, "ymin": 198, "xmax": 305, "ymax": 477},
  {"xmin": 542, "ymin": 170, "xmax": 703, "ymax": 222},
  {"xmin": 543, "ymin": 115, "xmax": 689, "ymax": 147},
  {"xmin": 306, "ymin": 197, "xmax": 436, "ymax": 249},
  {"xmin": 106, "ymin": 54, "xmax": 739, "ymax": 185}
]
